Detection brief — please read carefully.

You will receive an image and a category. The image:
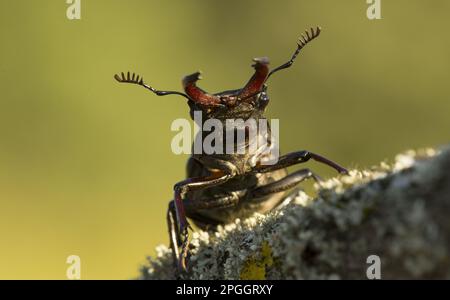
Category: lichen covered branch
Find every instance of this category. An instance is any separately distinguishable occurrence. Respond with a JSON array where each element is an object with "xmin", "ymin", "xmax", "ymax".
[{"xmin": 141, "ymin": 146, "xmax": 450, "ymax": 279}]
